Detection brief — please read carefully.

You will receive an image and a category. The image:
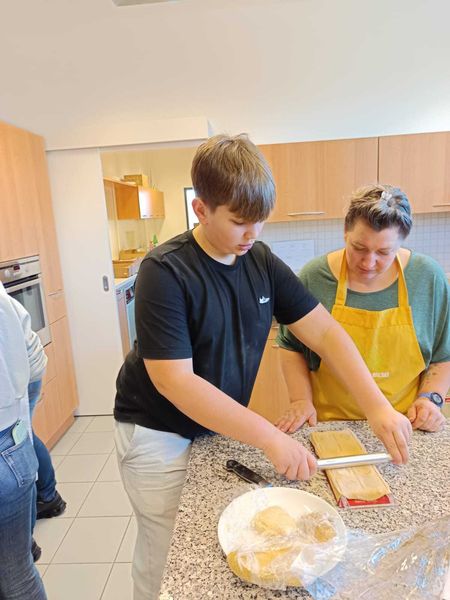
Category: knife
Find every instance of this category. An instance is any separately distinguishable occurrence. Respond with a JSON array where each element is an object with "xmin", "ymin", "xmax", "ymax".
[{"xmin": 226, "ymin": 453, "xmax": 392, "ymax": 486}]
